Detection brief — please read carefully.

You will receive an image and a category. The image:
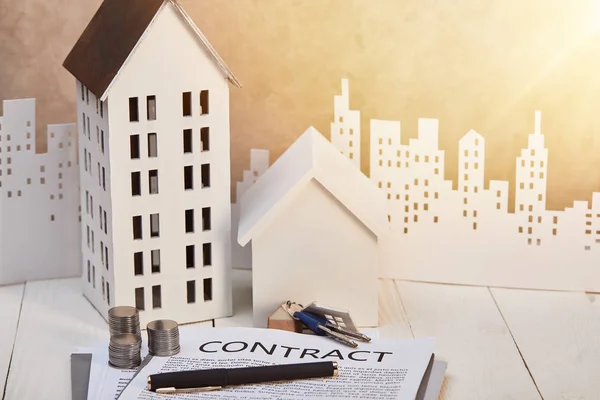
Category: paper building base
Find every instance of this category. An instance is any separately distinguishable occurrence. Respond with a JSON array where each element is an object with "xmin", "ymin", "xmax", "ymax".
[{"xmin": 0, "ymin": 99, "xmax": 81, "ymax": 285}]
